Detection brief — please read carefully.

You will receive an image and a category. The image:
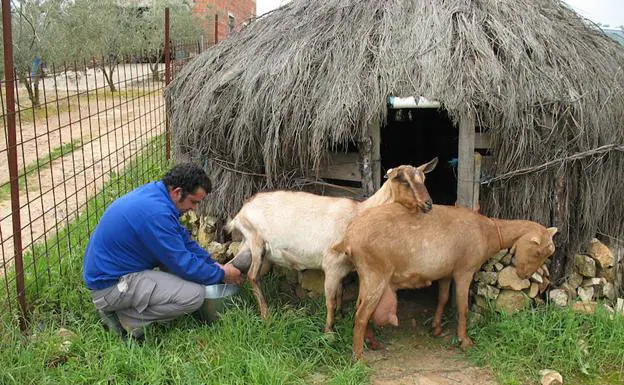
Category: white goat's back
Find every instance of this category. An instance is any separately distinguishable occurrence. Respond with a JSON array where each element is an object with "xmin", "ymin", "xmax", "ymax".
[{"xmin": 231, "ymin": 191, "xmax": 359, "ymax": 270}]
